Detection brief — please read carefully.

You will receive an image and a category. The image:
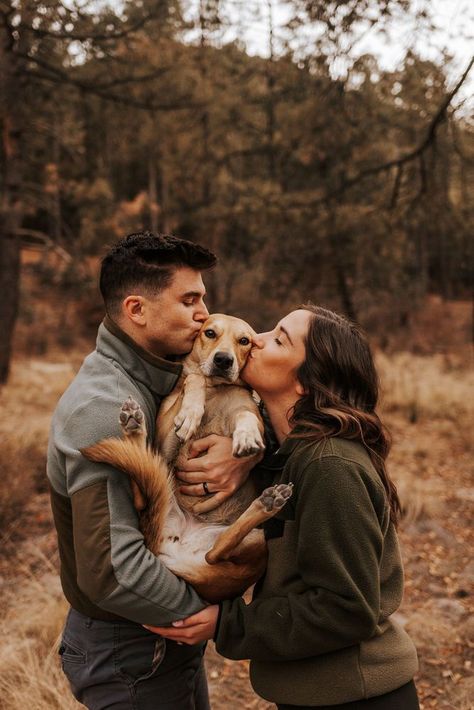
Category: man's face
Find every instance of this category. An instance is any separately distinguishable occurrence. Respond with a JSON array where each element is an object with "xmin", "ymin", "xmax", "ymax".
[{"xmin": 141, "ymin": 267, "xmax": 209, "ymax": 357}]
